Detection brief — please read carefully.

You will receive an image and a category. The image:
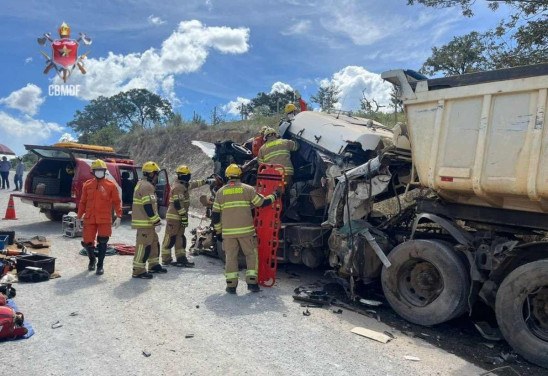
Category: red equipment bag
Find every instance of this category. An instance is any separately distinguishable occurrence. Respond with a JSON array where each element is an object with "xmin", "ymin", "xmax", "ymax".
[{"xmin": 254, "ymin": 164, "xmax": 284, "ymax": 287}]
